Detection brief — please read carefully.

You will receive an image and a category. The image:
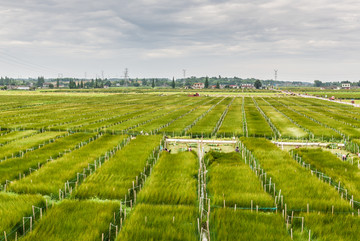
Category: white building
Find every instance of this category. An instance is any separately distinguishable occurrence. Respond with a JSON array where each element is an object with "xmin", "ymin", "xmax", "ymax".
[
  {"xmin": 241, "ymin": 84, "xmax": 254, "ymax": 89},
  {"xmin": 342, "ymin": 83, "xmax": 350, "ymax": 89},
  {"xmin": 16, "ymin": 86, "xmax": 30, "ymax": 90},
  {"xmin": 192, "ymin": 83, "xmax": 204, "ymax": 89}
]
